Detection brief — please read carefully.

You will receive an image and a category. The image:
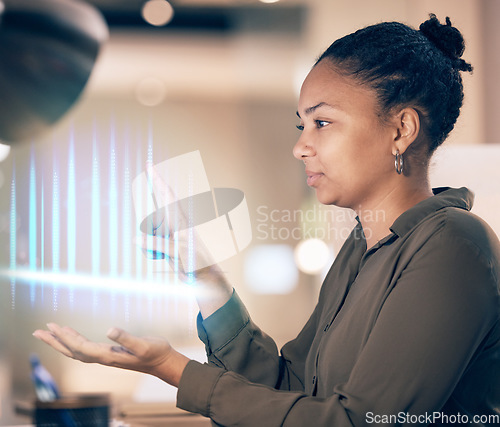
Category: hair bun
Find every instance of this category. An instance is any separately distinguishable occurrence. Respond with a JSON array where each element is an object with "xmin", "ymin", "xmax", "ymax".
[{"xmin": 419, "ymin": 14, "xmax": 473, "ymax": 72}]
